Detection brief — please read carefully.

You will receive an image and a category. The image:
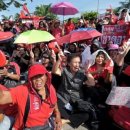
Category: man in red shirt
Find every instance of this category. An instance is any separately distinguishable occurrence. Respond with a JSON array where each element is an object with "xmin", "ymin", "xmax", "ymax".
[
  {"xmin": 0, "ymin": 64, "xmax": 62, "ymax": 130},
  {"xmin": 64, "ymin": 18, "xmax": 75, "ymax": 35}
]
